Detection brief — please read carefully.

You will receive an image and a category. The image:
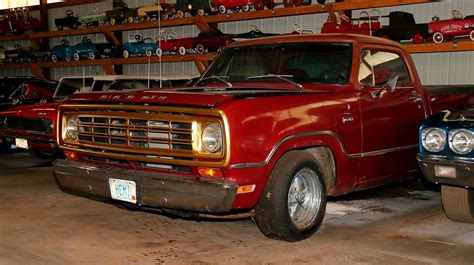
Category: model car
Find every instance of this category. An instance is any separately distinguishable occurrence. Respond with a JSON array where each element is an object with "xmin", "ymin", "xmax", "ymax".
[
  {"xmin": 417, "ymin": 106, "xmax": 474, "ymax": 223},
  {"xmin": 122, "ymin": 35, "xmax": 158, "ymax": 58},
  {"xmin": 282, "ymin": 0, "xmax": 311, "ymax": 8},
  {"xmin": 231, "ymin": 25, "xmax": 277, "ymax": 41},
  {"xmin": 156, "ymin": 32, "xmax": 194, "ymax": 56},
  {"xmin": 106, "ymin": 3, "xmax": 138, "ymax": 25},
  {"xmin": 78, "ymin": 7, "xmax": 107, "ymax": 28},
  {"xmin": 136, "ymin": 3, "xmax": 174, "ymax": 20},
  {"xmin": 55, "ymin": 10, "xmax": 81, "ymax": 31},
  {"xmin": 213, "ymin": 0, "xmax": 257, "ymax": 14},
  {"xmin": 192, "ymin": 29, "xmax": 232, "ymax": 54},
  {"xmin": 428, "ymin": 10, "xmax": 474, "ymax": 43},
  {"xmin": 321, "ymin": 10, "xmax": 381, "ymax": 36},
  {"xmin": 175, "ymin": 0, "xmax": 212, "ymax": 18},
  {"xmin": 73, "ymin": 37, "xmax": 100, "ymax": 60},
  {"xmin": 374, "ymin": 11, "xmax": 429, "ymax": 44},
  {"xmin": 51, "ymin": 39, "xmax": 76, "ymax": 62},
  {"xmin": 96, "ymin": 43, "xmax": 125, "ymax": 58},
  {"xmin": 10, "ymin": 8, "xmax": 41, "ymax": 34}
]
